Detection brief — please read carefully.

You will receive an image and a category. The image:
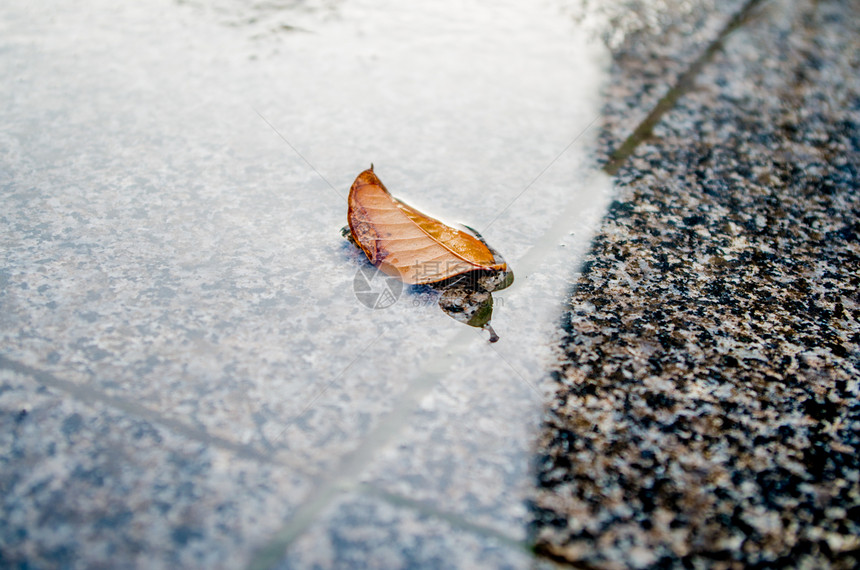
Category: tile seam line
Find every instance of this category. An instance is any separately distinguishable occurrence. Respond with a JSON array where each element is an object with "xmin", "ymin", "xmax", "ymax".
[
  {"xmin": 246, "ymin": 326, "xmax": 476, "ymax": 570},
  {"xmin": 0, "ymin": 353, "xmax": 281, "ymax": 465},
  {"xmin": 602, "ymin": 0, "xmax": 767, "ymax": 176}
]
